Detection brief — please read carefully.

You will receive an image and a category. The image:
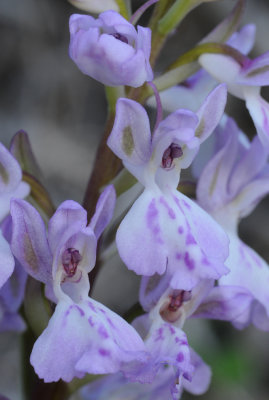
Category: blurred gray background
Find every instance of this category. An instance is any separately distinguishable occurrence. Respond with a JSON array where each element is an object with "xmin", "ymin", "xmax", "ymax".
[{"xmin": 1, "ymin": 0, "xmax": 269, "ymax": 399}]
